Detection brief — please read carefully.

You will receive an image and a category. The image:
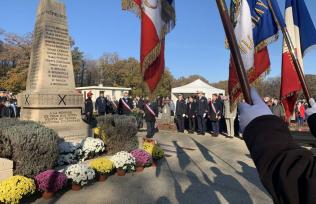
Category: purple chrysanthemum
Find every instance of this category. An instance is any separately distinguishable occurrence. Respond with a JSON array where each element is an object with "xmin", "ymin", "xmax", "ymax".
[
  {"xmin": 35, "ymin": 170, "xmax": 68, "ymax": 192},
  {"xmin": 131, "ymin": 149, "xmax": 152, "ymax": 166}
]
